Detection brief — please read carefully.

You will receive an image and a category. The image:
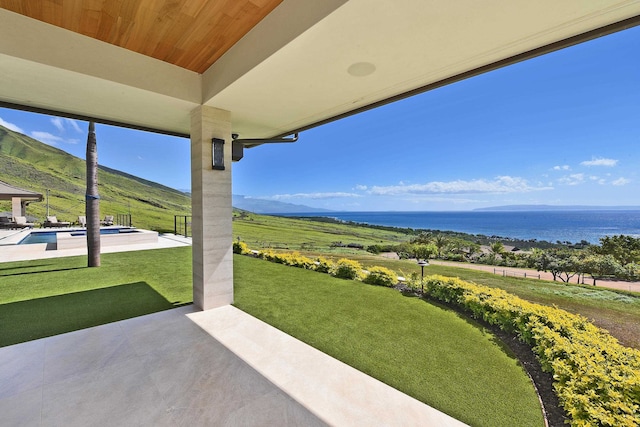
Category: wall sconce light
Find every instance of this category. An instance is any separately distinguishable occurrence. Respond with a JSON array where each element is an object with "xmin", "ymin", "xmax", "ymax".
[{"xmin": 212, "ymin": 138, "xmax": 225, "ymax": 170}]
